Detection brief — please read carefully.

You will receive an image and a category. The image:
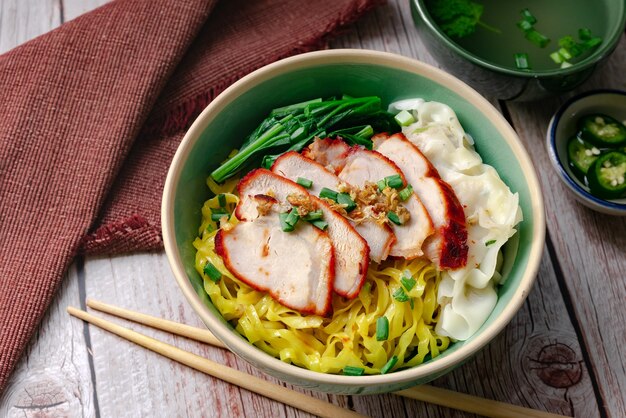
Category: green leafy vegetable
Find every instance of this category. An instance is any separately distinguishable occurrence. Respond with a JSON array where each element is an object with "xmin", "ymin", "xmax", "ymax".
[
  {"xmin": 427, "ymin": 0, "xmax": 500, "ymax": 39},
  {"xmin": 210, "ymin": 96, "xmax": 399, "ymax": 183}
]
